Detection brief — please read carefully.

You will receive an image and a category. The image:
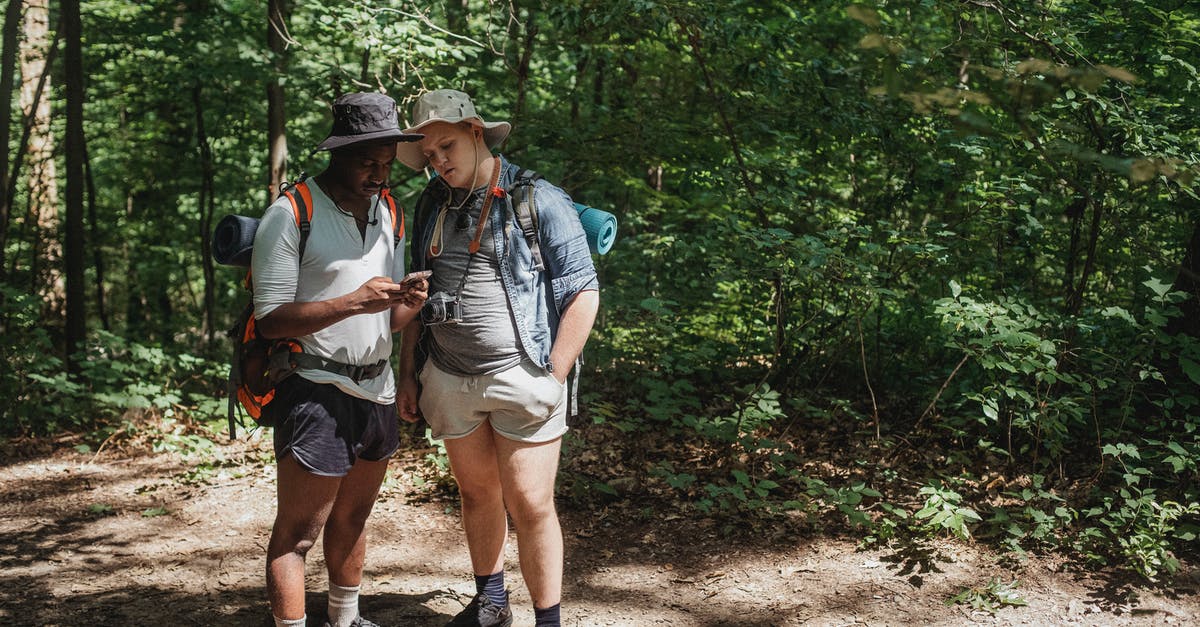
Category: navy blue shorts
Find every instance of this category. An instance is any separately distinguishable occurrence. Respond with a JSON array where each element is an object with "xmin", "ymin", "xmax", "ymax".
[{"xmin": 266, "ymin": 376, "xmax": 400, "ymax": 477}]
